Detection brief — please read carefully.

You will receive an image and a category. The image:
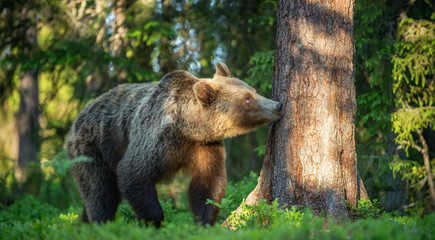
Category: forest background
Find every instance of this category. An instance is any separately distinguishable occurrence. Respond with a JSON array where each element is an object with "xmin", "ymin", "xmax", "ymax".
[{"xmin": 0, "ymin": 0, "xmax": 434, "ymax": 238}]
